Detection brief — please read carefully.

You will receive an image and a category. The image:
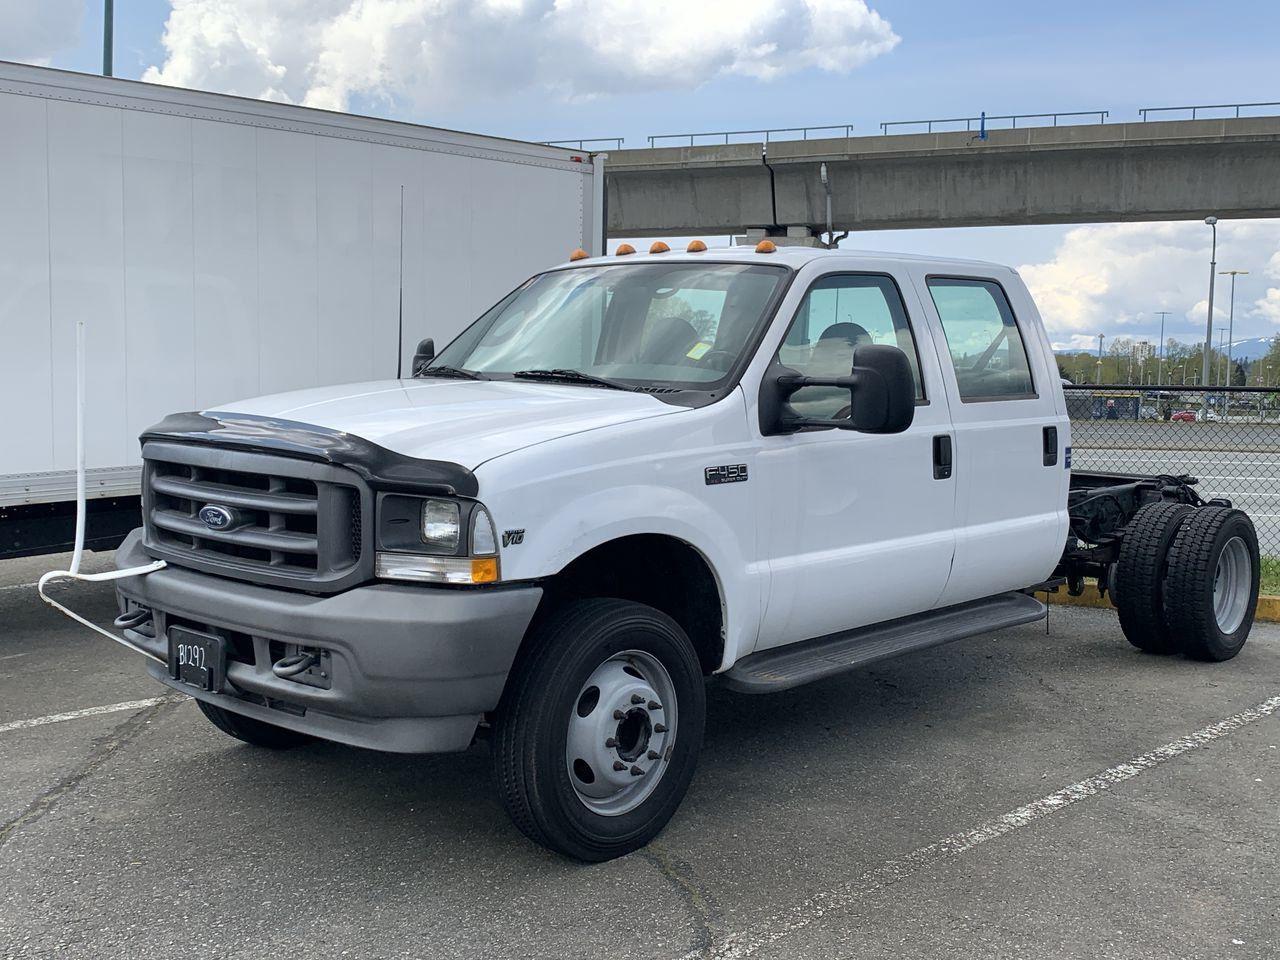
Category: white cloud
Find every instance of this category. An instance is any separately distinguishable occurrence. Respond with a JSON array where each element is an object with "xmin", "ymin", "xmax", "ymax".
[
  {"xmin": 1256, "ymin": 287, "xmax": 1280, "ymax": 324},
  {"xmin": 142, "ymin": 0, "xmax": 899, "ymax": 109},
  {"xmin": 1, "ymin": 0, "xmax": 86, "ymax": 64},
  {"xmin": 1018, "ymin": 220, "xmax": 1280, "ymax": 345}
]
